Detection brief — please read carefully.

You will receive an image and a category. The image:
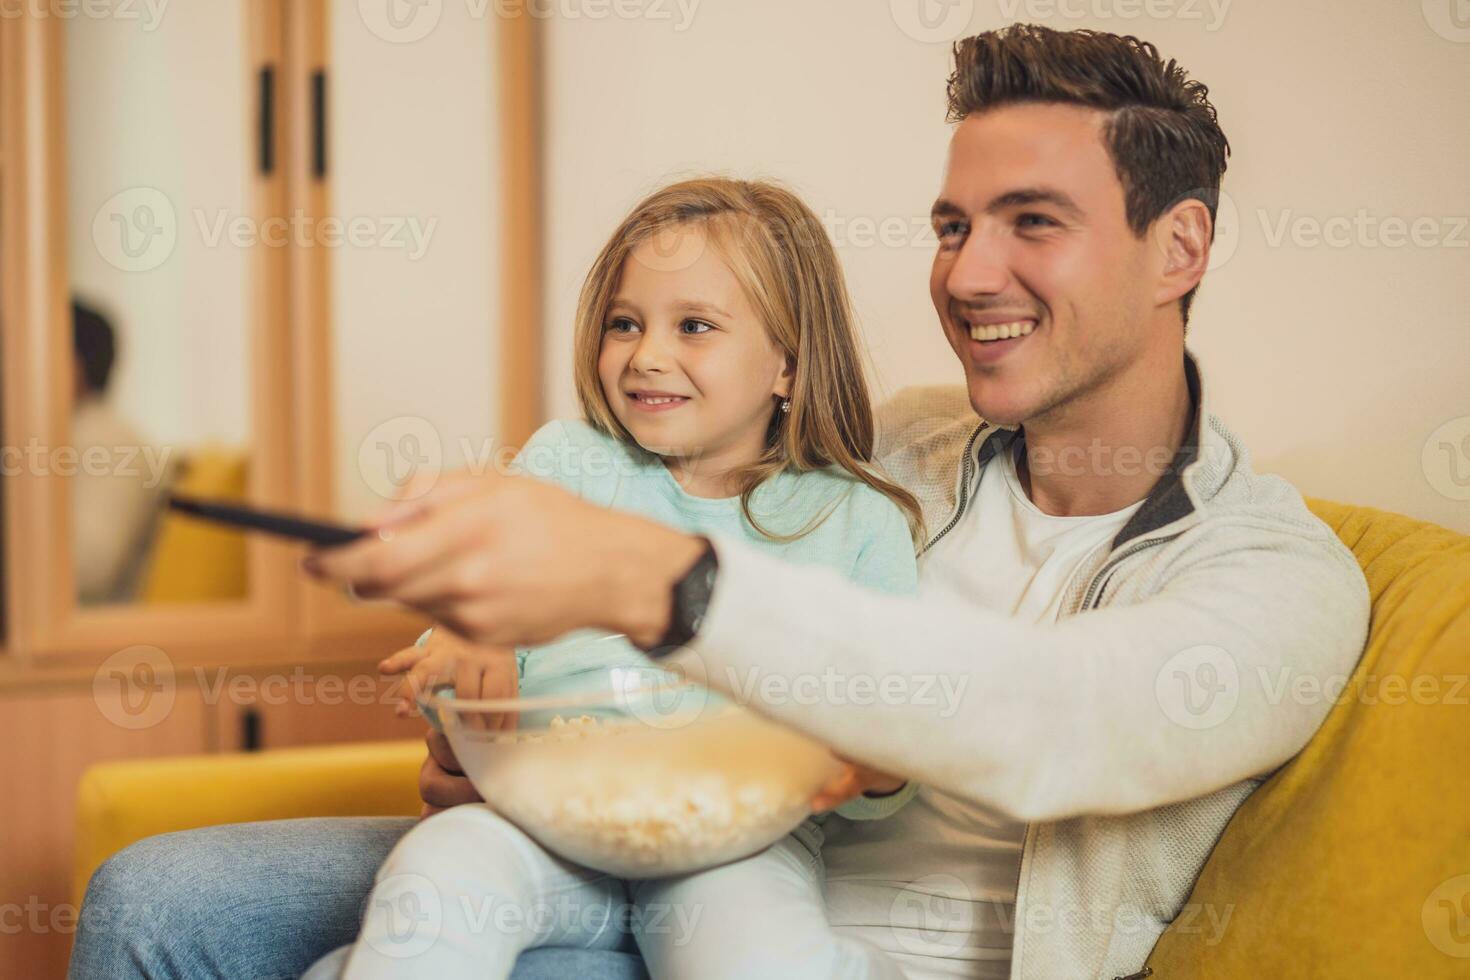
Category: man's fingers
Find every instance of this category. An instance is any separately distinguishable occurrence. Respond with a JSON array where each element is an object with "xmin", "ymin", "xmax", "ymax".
[
  {"xmin": 418, "ymin": 754, "xmax": 481, "ymax": 811},
  {"xmin": 306, "ymin": 498, "xmax": 484, "ymax": 598},
  {"xmin": 368, "ymin": 469, "xmax": 494, "ymax": 531}
]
